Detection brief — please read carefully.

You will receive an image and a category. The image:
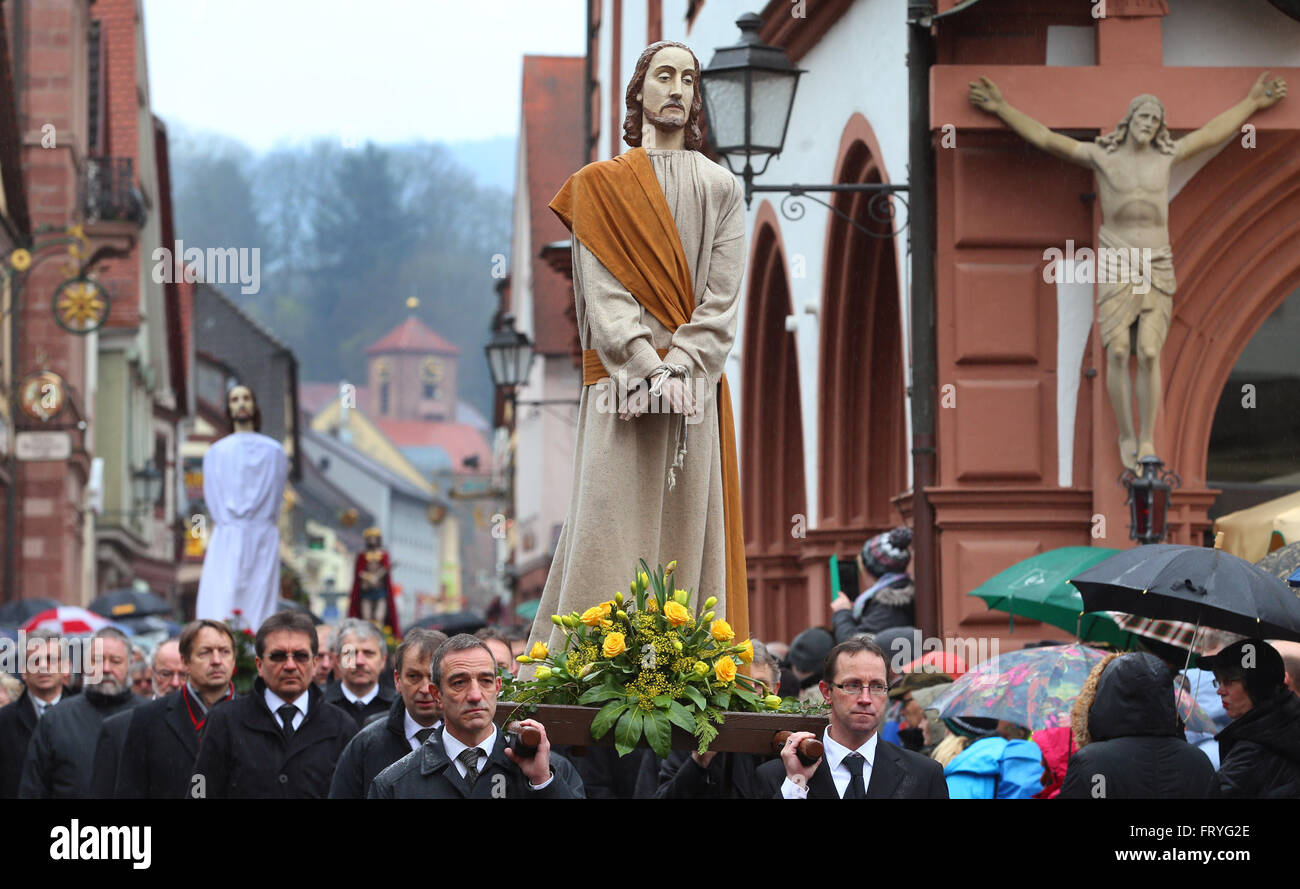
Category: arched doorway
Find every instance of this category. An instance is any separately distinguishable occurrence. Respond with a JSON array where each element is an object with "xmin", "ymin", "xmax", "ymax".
[
  {"xmin": 741, "ymin": 204, "xmax": 808, "ymax": 643},
  {"xmin": 815, "ymin": 114, "xmax": 907, "ymax": 576},
  {"xmin": 1158, "ymin": 133, "xmax": 1300, "ymax": 540}
]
